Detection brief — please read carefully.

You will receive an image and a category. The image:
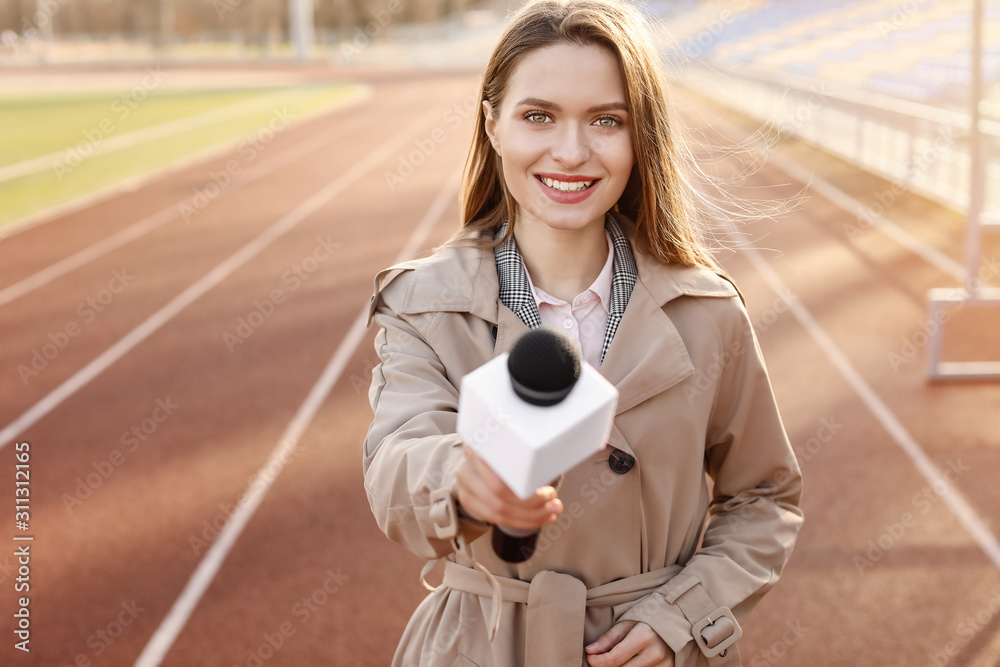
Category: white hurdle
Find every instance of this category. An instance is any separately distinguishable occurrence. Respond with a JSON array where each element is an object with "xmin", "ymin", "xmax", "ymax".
[{"xmin": 926, "ymin": 0, "xmax": 1000, "ymax": 381}]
